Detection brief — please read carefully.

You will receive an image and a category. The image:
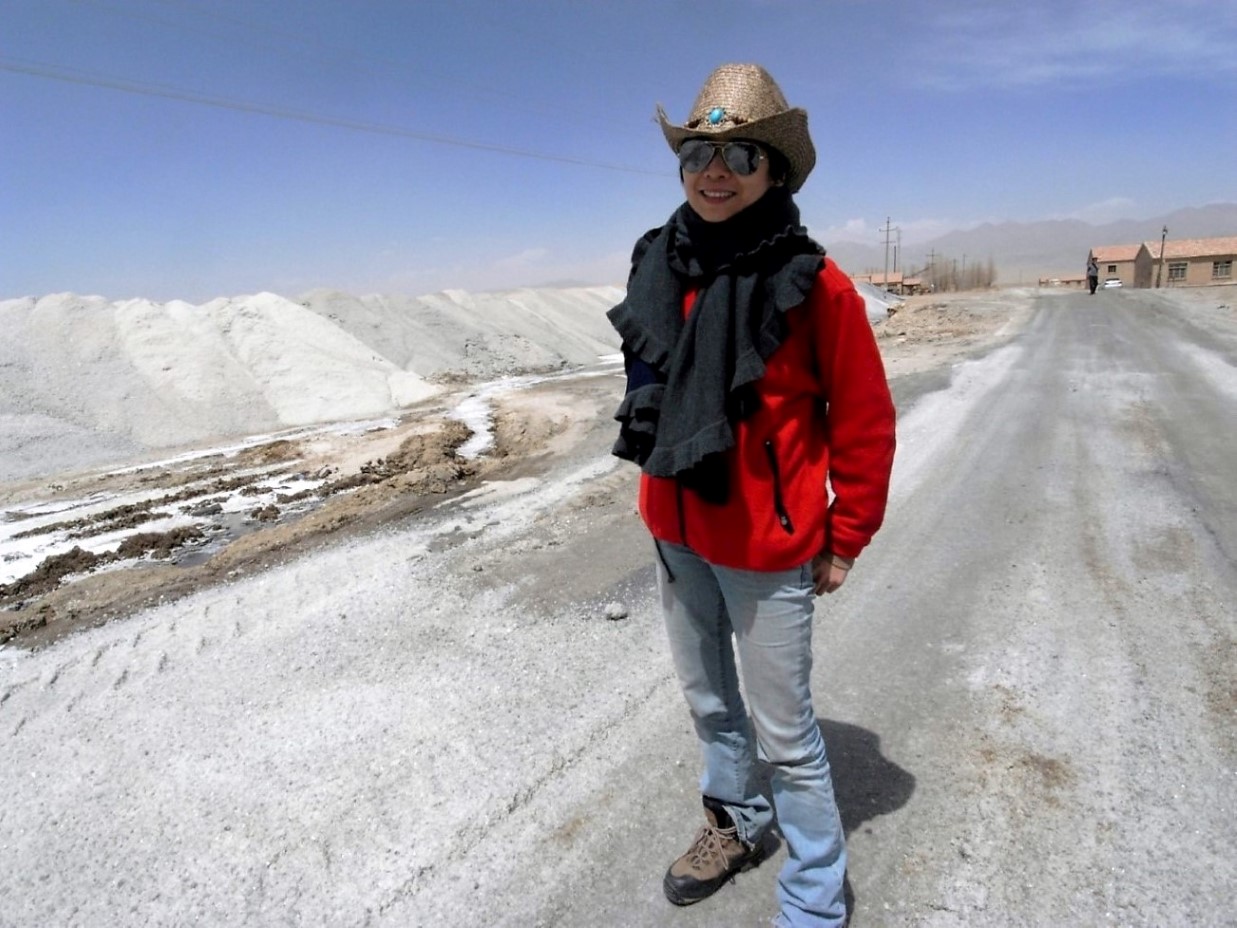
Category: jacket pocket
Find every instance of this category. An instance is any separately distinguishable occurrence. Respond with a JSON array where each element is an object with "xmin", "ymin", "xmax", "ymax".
[{"xmin": 763, "ymin": 440, "xmax": 795, "ymax": 535}]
